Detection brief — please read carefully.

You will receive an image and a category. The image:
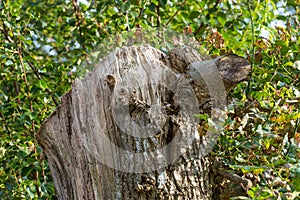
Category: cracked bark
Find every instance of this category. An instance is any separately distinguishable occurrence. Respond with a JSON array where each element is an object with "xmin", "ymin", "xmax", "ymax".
[{"xmin": 37, "ymin": 45, "xmax": 251, "ymax": 200}]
